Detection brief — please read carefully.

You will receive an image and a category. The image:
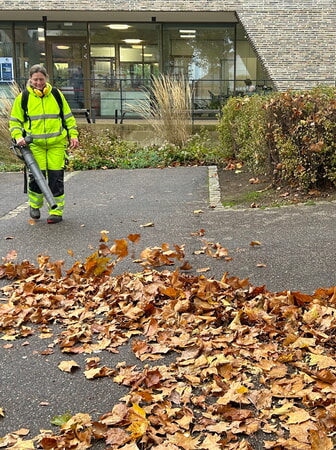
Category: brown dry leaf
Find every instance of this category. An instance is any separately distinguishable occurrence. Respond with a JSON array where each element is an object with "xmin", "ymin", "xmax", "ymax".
[
  {"xmin": 196, "ymin": 267, "xmax": 210, "ymax": 273},
  {"xmin": 110, "ymin": 239, "xmax": 128, "ymax": 258},
  {"xmin": 286, "ymin": 408, "xmax": 312, "ymax": 424},
  {"xmin": 2, "ymin": 238, "xmax": 336, "ymax": 449},
  {"xmin": 310, "ymin": 428, "xmax": 334, "ymax": 450},
  {"xmin": 84, "ymin": 366, "xmax": 114, "ymax": 379},
  {"xmin": 58, "ymin": 360, "xmax": 80, "ymax": 373},
  {"xmin": 4, "ymin": 250, "xmax": 17, "ymax": 261},
  {"xmin": 13, "ymin": 428, "xmax": 30, "ymax": 436},
  {"xmin": 0, "ymin": 407, "xmax": 4, "ymax": 417},
  {"xmin": 168, "ymin": 432, "xmax": 200, "ymax": 449},
  {"xmin": 249, "ymin": 177, "xmax": 260, "ymax": 184},
  {"xmin": 200, "ymin": 433, "xmax": 222, "ymax": 450},
  {"xmin": 128, "ymin": 233, "xmax": 141, "ymax": 243},
  {"xmin": 190, "ymin": 229, "xmax": 205, "ymax": 236},
  {"xmin": 250, "ymin": 240, "xmax": 261, "ymax": 246},
  {"xmin": 180, "ymin": 261, "xmax": 192, "ymax": 270}
]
